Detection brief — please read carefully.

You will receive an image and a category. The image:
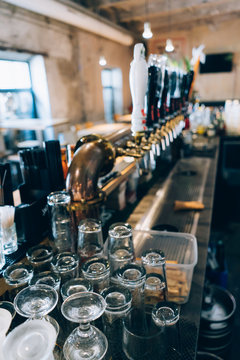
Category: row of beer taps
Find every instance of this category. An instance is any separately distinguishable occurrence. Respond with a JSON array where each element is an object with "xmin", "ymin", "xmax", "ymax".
[
  {"xmin": 66, "ymin": 43, "xmax": 194, "ymax": 218},
  {"xmin": 119, "ymin": 43, "xmax": 194, "ymax": 161}
]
